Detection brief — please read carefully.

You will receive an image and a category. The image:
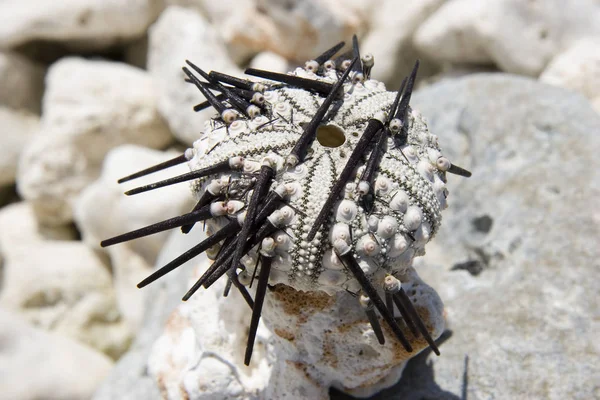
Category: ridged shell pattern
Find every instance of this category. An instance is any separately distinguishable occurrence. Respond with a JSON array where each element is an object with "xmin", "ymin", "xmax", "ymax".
[{"xmin": 188, "ymin": 67, "xmax": 449, "ymax": 295}]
